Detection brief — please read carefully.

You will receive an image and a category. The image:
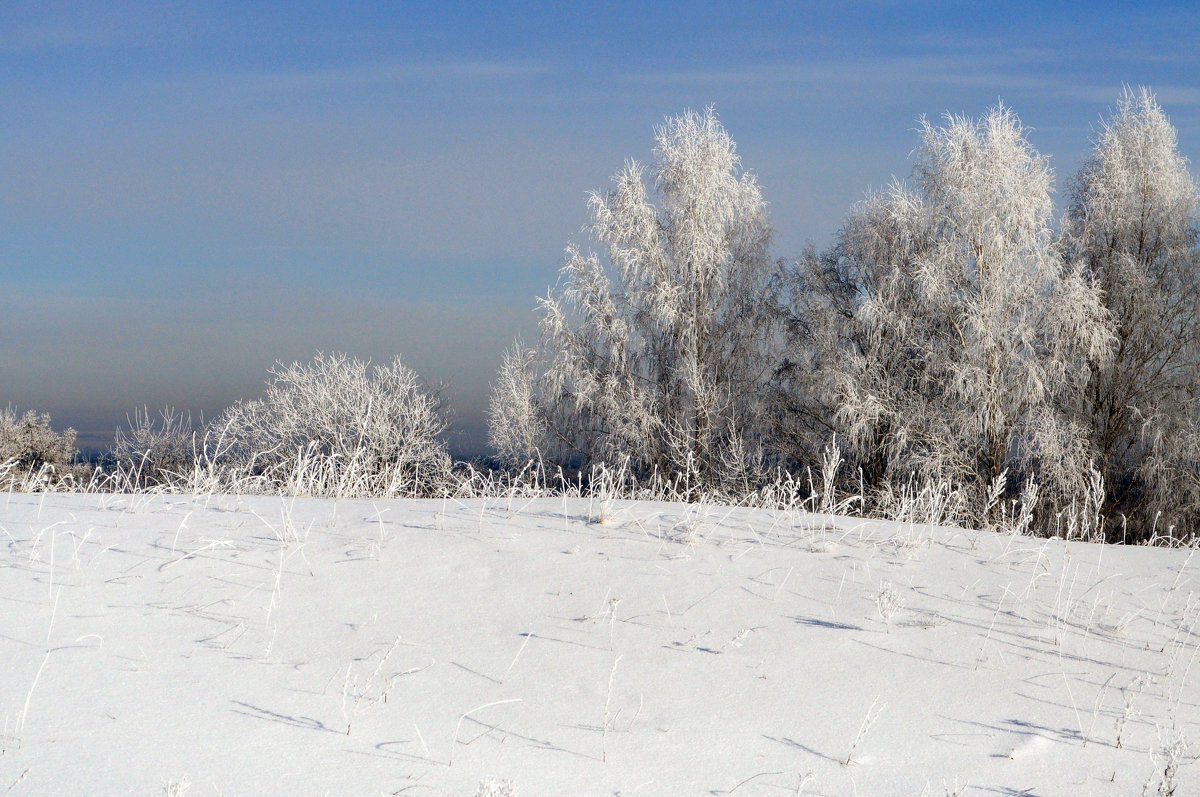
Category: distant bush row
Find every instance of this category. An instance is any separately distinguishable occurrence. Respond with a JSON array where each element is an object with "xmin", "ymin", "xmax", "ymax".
[
  {"xmin": 6, "ymin": 89, "xmax": 1198, "ymax": 544},
  {"xmin": 3, "ymin": 353, "xmax": 453, "ymax": 499}
]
